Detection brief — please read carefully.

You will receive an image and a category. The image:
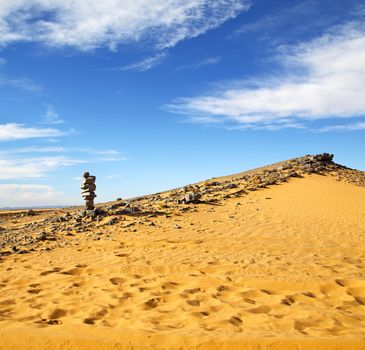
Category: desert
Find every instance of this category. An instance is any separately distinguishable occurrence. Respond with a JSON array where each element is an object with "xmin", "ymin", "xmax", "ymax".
[{"xmin": 1, "ymin": 154, "xmax": 365, "ymax": 349}]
